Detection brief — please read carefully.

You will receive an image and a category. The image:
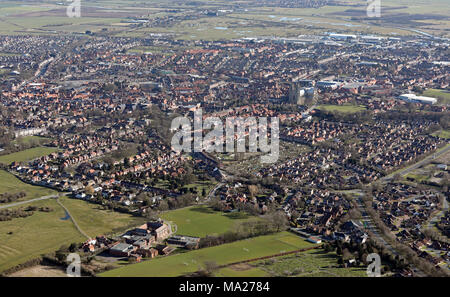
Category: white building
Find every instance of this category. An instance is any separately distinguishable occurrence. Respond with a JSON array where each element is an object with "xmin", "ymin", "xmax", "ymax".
[
  {"xmin": 14, "ymin": 127, "xmax": 47, "ymax": 138},
  {"xmin": 316, "ymin": 81, "xmax": 342, "ymax": 90},
  {"xmin": 329, "ymin": 33, "xmax": 356, "ymax": 41},
  {"xmin": 398, "ymin": 94, "xmax": 437, "ymax": 105}
]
